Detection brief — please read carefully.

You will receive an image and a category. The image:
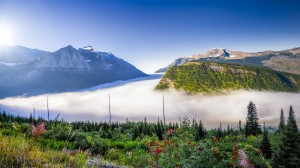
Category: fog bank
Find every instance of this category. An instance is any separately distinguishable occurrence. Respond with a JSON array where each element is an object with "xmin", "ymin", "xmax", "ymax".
[{"xmin": 0, "ymin": 75, "xmax": 299, "ymax": 129}]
